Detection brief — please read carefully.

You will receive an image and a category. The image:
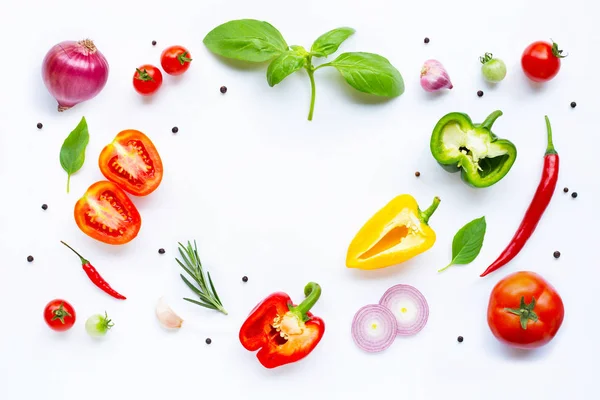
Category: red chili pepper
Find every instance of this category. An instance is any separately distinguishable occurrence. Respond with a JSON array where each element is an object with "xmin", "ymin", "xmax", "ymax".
[
  {"xmin": 60, "ymin": 241, "xmax": 127, "ymax": 300},
  {"xmin": 239, "ymin": 282, "xmax": 325, "ymax": 369},
  {"xmin": 481, "ymin": 116, "xmax": 559, "ymax": 277}
]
